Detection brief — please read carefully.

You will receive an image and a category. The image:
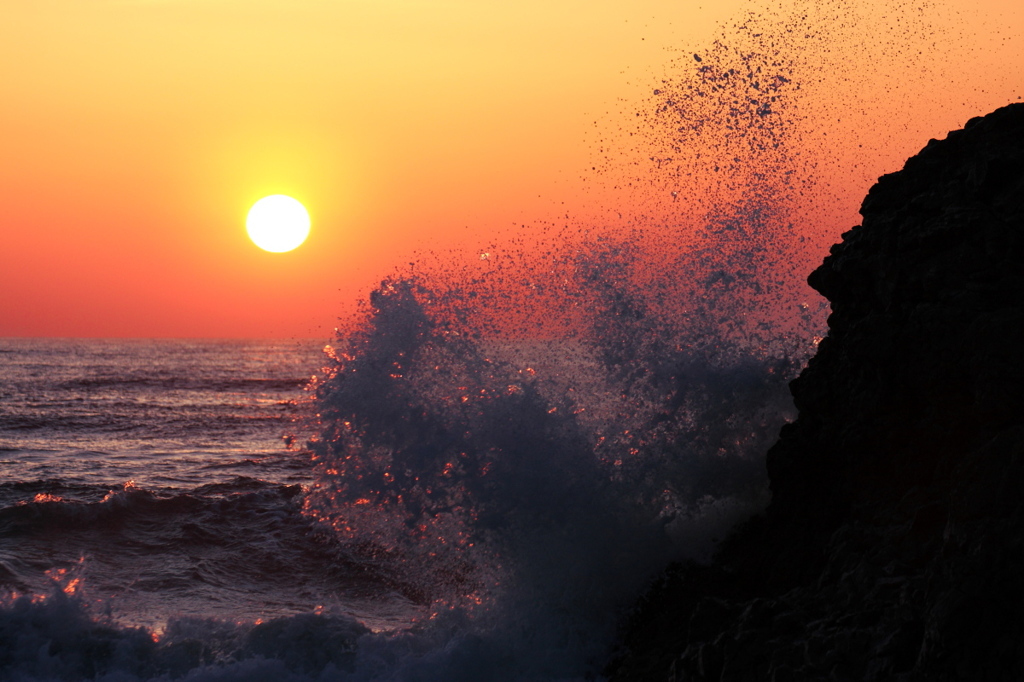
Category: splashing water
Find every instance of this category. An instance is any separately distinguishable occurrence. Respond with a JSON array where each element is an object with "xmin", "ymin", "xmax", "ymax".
[
  {"xmin": 297, "ymin": 12, "xmax": 826, "ymax": 670},
  {"xmin": 298, "ymin": 274, "xmax": 801, "ymax": 678}
]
